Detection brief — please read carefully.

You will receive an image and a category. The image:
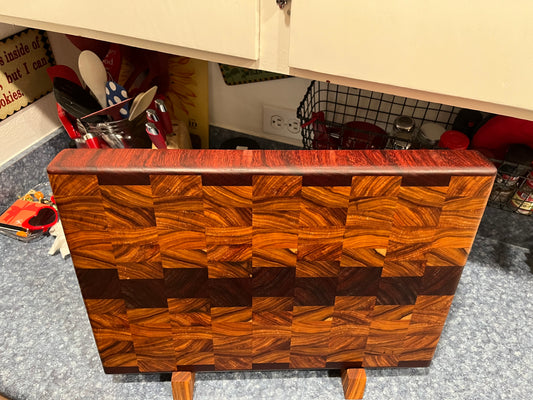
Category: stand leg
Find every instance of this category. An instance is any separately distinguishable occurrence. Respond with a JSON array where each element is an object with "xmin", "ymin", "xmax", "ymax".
[
  {"xmin": 341, "ymin": 368, "xmax": 366, "ymax": 400},
  {"xmin": 171, "ymin": 371, "xmax": 195, "ymax": 400}
]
